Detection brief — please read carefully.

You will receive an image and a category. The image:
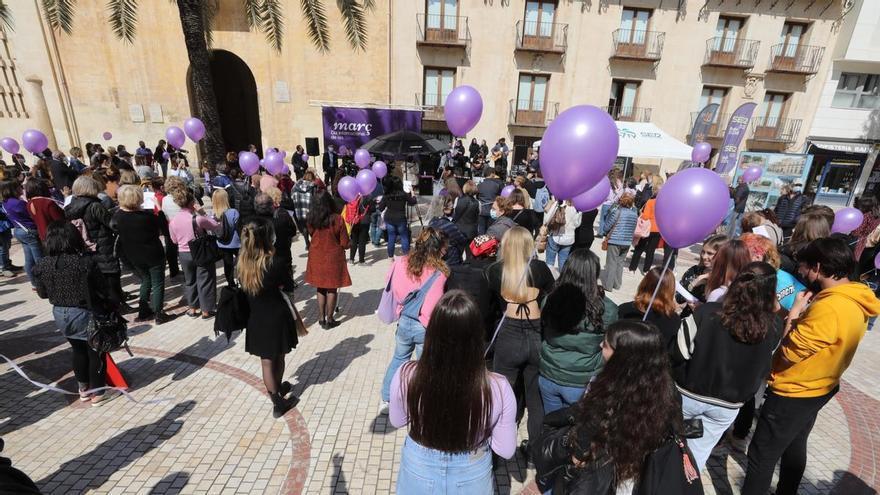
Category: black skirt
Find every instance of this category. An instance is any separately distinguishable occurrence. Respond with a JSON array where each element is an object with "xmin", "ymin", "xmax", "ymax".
[{"xmin": 244, "ymin": 259, "xmax": 298, "ymax": 358}]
